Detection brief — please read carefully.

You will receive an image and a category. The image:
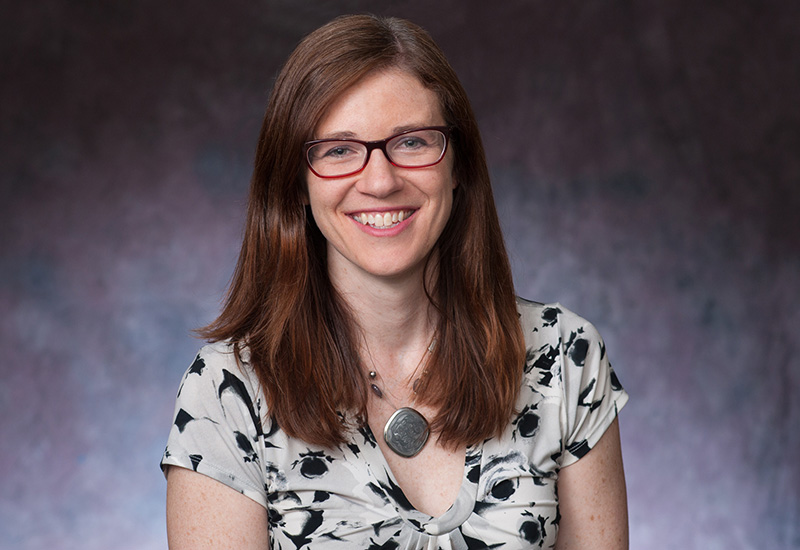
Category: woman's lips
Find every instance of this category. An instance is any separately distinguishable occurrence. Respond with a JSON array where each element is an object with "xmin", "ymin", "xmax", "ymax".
[{"xmin": 351, "ymin": 209, "xmax": 415, "ymax": 229}]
